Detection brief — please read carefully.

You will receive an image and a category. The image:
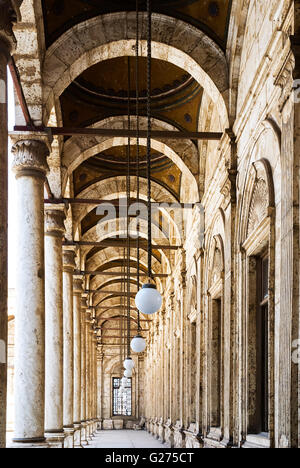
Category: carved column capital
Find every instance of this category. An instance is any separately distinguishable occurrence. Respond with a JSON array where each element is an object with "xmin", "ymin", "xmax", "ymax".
[
  {"xmin": 0, "ymin": 0, "xmax": 22, "ymax": 54},
  {"xmin": 45, "ymin": 206, "xmax": 66, "ymax": 237},
  {"xmin": 12, "ymin": 139, "xmax": 49, "ymax": 179},
  {"xmin": 62, "ymin": 248, "xmax": 76, "ymax": 273},
  {"xmin": 81, "ymin": 295, "xmax": 88, "ymax": 310},
  {"xmin": 73, "ymin": 277, "xmax": 83, "ymax": 296}
]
